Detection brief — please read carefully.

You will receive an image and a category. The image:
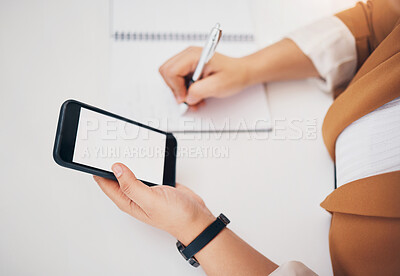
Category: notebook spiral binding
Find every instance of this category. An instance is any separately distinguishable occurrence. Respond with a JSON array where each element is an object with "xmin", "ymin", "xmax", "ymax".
[{"xmin": 112, "ymin": 31, "xmax": 254, "ymax": 42}]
